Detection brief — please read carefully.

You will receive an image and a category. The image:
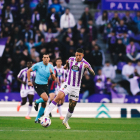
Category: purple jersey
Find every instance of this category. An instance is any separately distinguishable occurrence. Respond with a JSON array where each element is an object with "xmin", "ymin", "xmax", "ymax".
[
  {"xmin": 66, "ymin": 57, "xmax": 93, "ymax": 88},
  {"xmin": 54, "ymin": 66, "xmax": 67, "ymax": 88},
  {"xmin": 17, "ymin": 67, "xmax": 36, "ymax": 90}
]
